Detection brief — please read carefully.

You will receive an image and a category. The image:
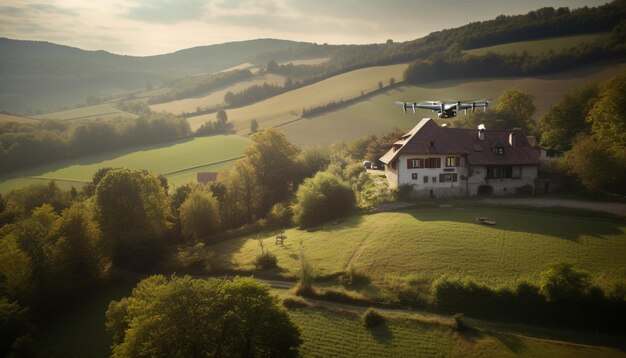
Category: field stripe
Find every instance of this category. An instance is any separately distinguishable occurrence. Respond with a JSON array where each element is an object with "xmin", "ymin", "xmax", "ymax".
[{"xmin": 161, "ymin": 155, "xmax": 245, "ymax": 175}]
